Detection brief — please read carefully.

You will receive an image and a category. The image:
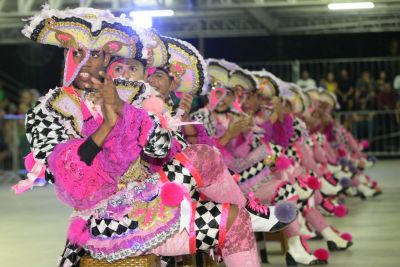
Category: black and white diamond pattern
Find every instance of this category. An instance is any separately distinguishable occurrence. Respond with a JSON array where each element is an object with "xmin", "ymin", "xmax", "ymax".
[
  {"xmin": 191, "ymin": 109, "xmax": 217, "ymax": 137},
  {"xmin": 163, "ymin": 159, "xmax": 201, "ymax": 200},
  {"xmin": 58, "ymin": 241, "xmax": 86, "ymax": 267},
  {"xmin": 90, "ymin": 215, "xmax": 138, "ymax": 238},
  {"xmin": 194, "ymin": 201, "xmax": 223, "ymax": 251},
  {"xmin": 143, "ymin": 114, "xmax": 172, "ymax": 158},
  {"xmin": 270, "ymin": 144, "xmax": 284, "ymax": 157},
  {"xmin": 26, "ymin": 101, "xmax": 70, "ymax": 164},
  {"xmin": 273, "ymin": 182, "xmax": 297, "ymax": 203},
  {"xmin": 238, "ymin": 161, "xmax": 268, "ymax": 184},
  {"xmin": 305, "ymin": 138, "xmax": 314, "ymax": 148},
  {"xmin": 285, "ymin": 145, "xmax": 300, "ymax": 162}
]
